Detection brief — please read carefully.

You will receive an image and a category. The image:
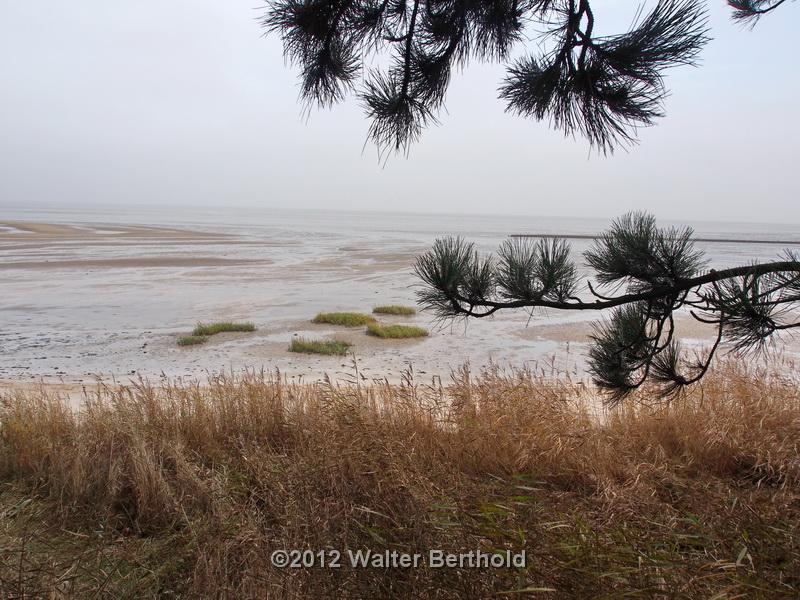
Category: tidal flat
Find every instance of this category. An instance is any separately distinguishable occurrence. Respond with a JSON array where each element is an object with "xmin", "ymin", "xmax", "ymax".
[{"xmin": 1, "ymin": 207, "xmax": 798, "ymax": 387}]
